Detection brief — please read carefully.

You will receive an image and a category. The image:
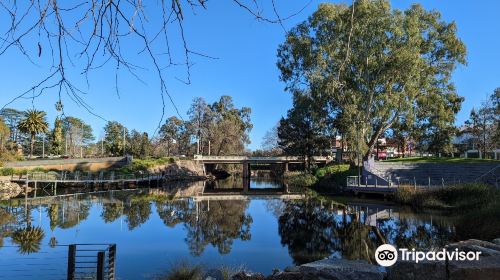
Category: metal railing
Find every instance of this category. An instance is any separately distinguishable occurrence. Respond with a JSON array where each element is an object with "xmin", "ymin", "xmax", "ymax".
[
  {"xmin": 13, "ymin": 171, "xmax": 162, "ymax": 183},
  {"xmin": 68, "ymin": 244, "xmax": 116, "ymax": 280},
  {"xmin": 0, "ymin": 244, "xmax": 116, "ymax": 280}
]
